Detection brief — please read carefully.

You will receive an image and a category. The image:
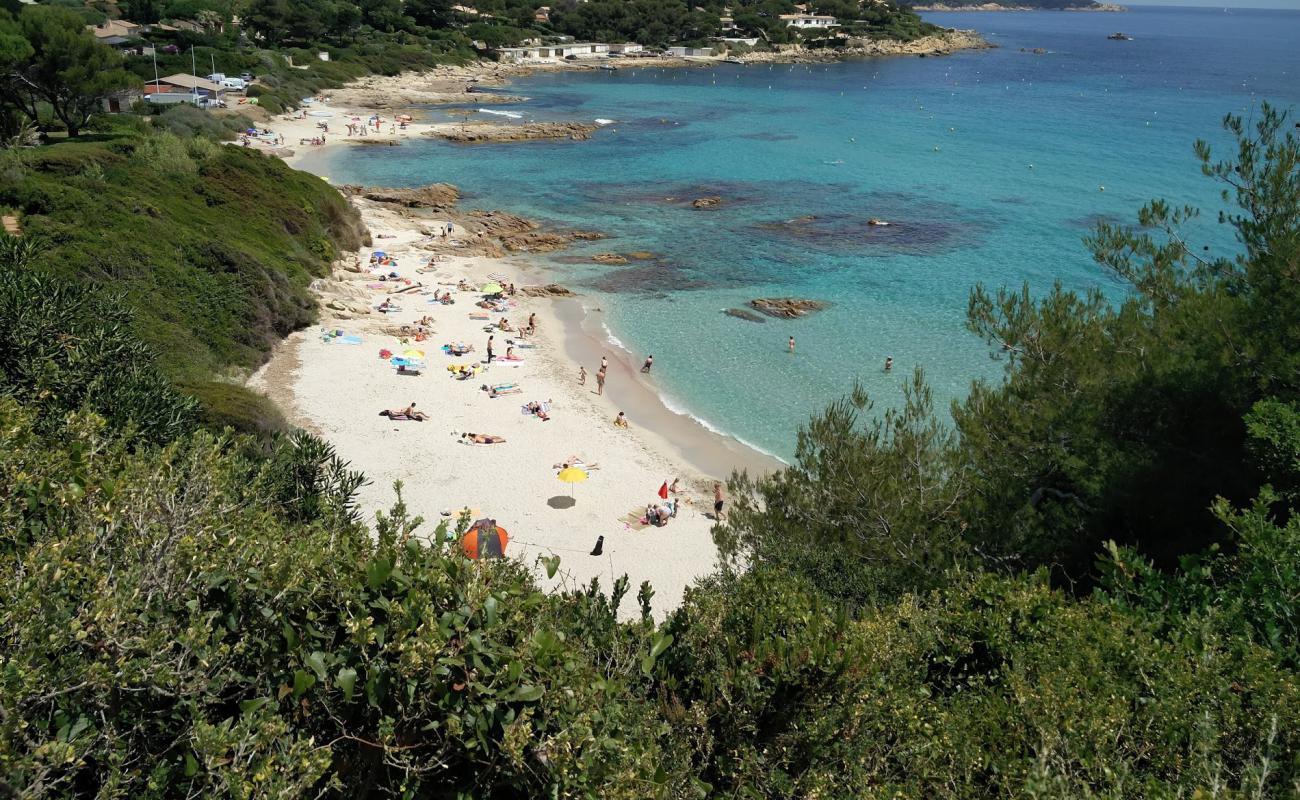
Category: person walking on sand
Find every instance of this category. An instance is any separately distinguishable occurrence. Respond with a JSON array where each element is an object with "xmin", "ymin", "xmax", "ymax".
[
  {"xmin": 788, "ymin": 336, "xmax": 795, "ymax": 353},
  {"xmin": 600, "ymin": 356, "xmax": 608, "ymax": 372},
  {"xmin": 578, "ymin": 365, "xmax": 587, "ymax": 385},
  {"xmin": 528, "ymin": 312, "xmax": 536, "ymax": 331},
  {"xmin": 884, "ymin": 356, "xmax": 893, "ymax": 372},
  {"xmin": 713, "ymin": 482, "xmax": 725, "ymax": 521},
  {"xmin": 486, "ymin": 335, "xmax": 495, "ymax": 364},
  {"xmin": 641, "ymin": 355, "xmax": 654, "ymax": 373},
  {"xmin": 596, "ymin": 367, "xmax": 606, "ymax": 396}
]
